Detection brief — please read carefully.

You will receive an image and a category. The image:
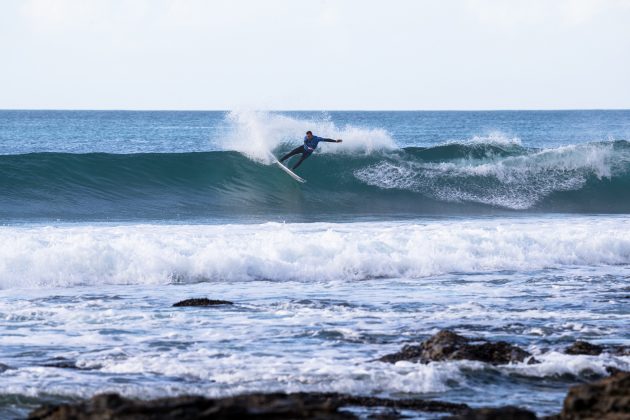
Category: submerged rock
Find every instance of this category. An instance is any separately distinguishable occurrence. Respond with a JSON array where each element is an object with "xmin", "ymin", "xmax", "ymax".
[
  {"xmin": 172, "ymin": 298, "xmax": 234, "ymax": 307},
  {"xmin": 553, "ymin": 370, "xmax": 630, "ymax": 420},
  {"xmin": 28, "ymin": 392, "xmax": 470, "ymax": 420},
  {"xmin": 379, "ymin": 330, "xmax": 531, "ymax": 365}
]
